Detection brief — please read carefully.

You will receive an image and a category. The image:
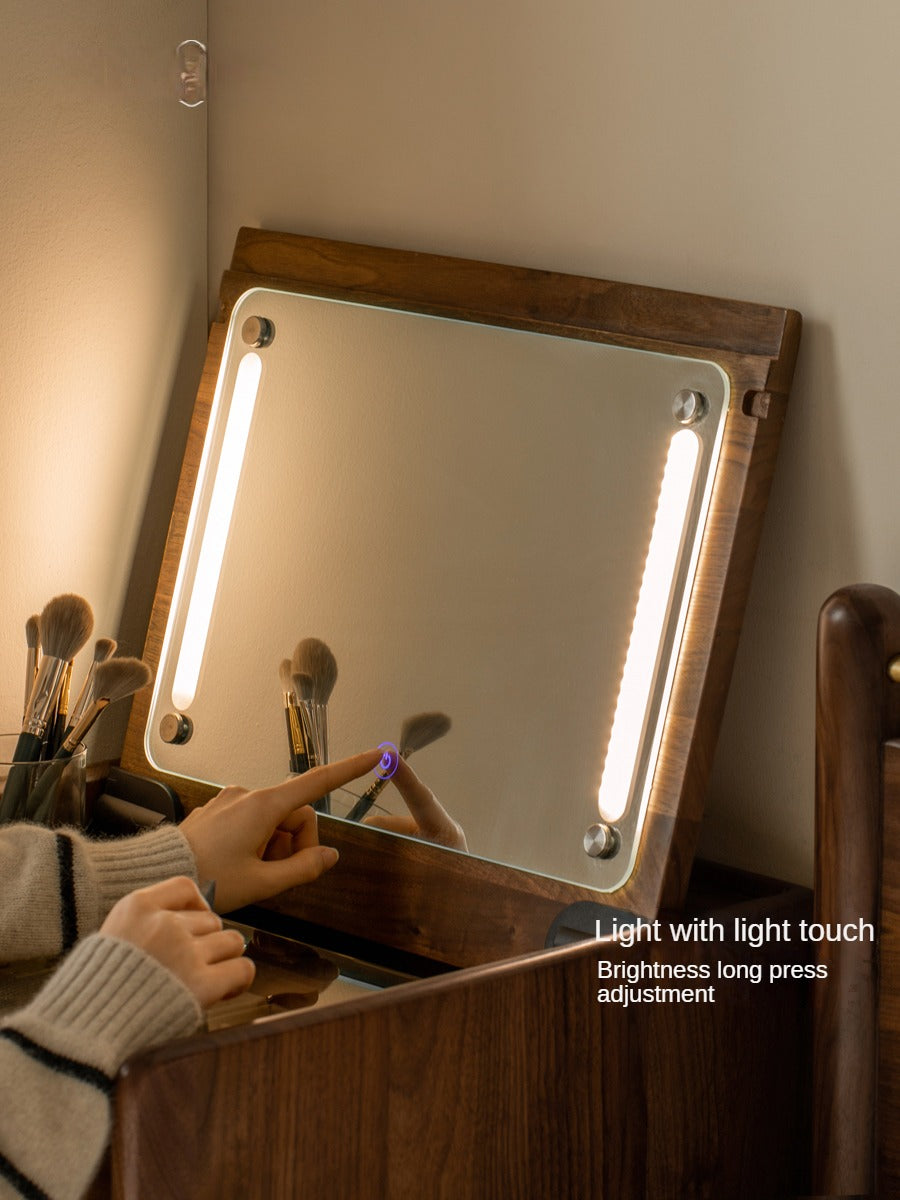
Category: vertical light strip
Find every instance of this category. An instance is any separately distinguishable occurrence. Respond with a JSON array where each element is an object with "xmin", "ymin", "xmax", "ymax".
[
  {"xmin": 597, "ymin": 428, "xmax": 701, "ymax": 822},
  {"xmin": 171, "ymin": 352, "xmax": 262, "ymax": 710}
]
